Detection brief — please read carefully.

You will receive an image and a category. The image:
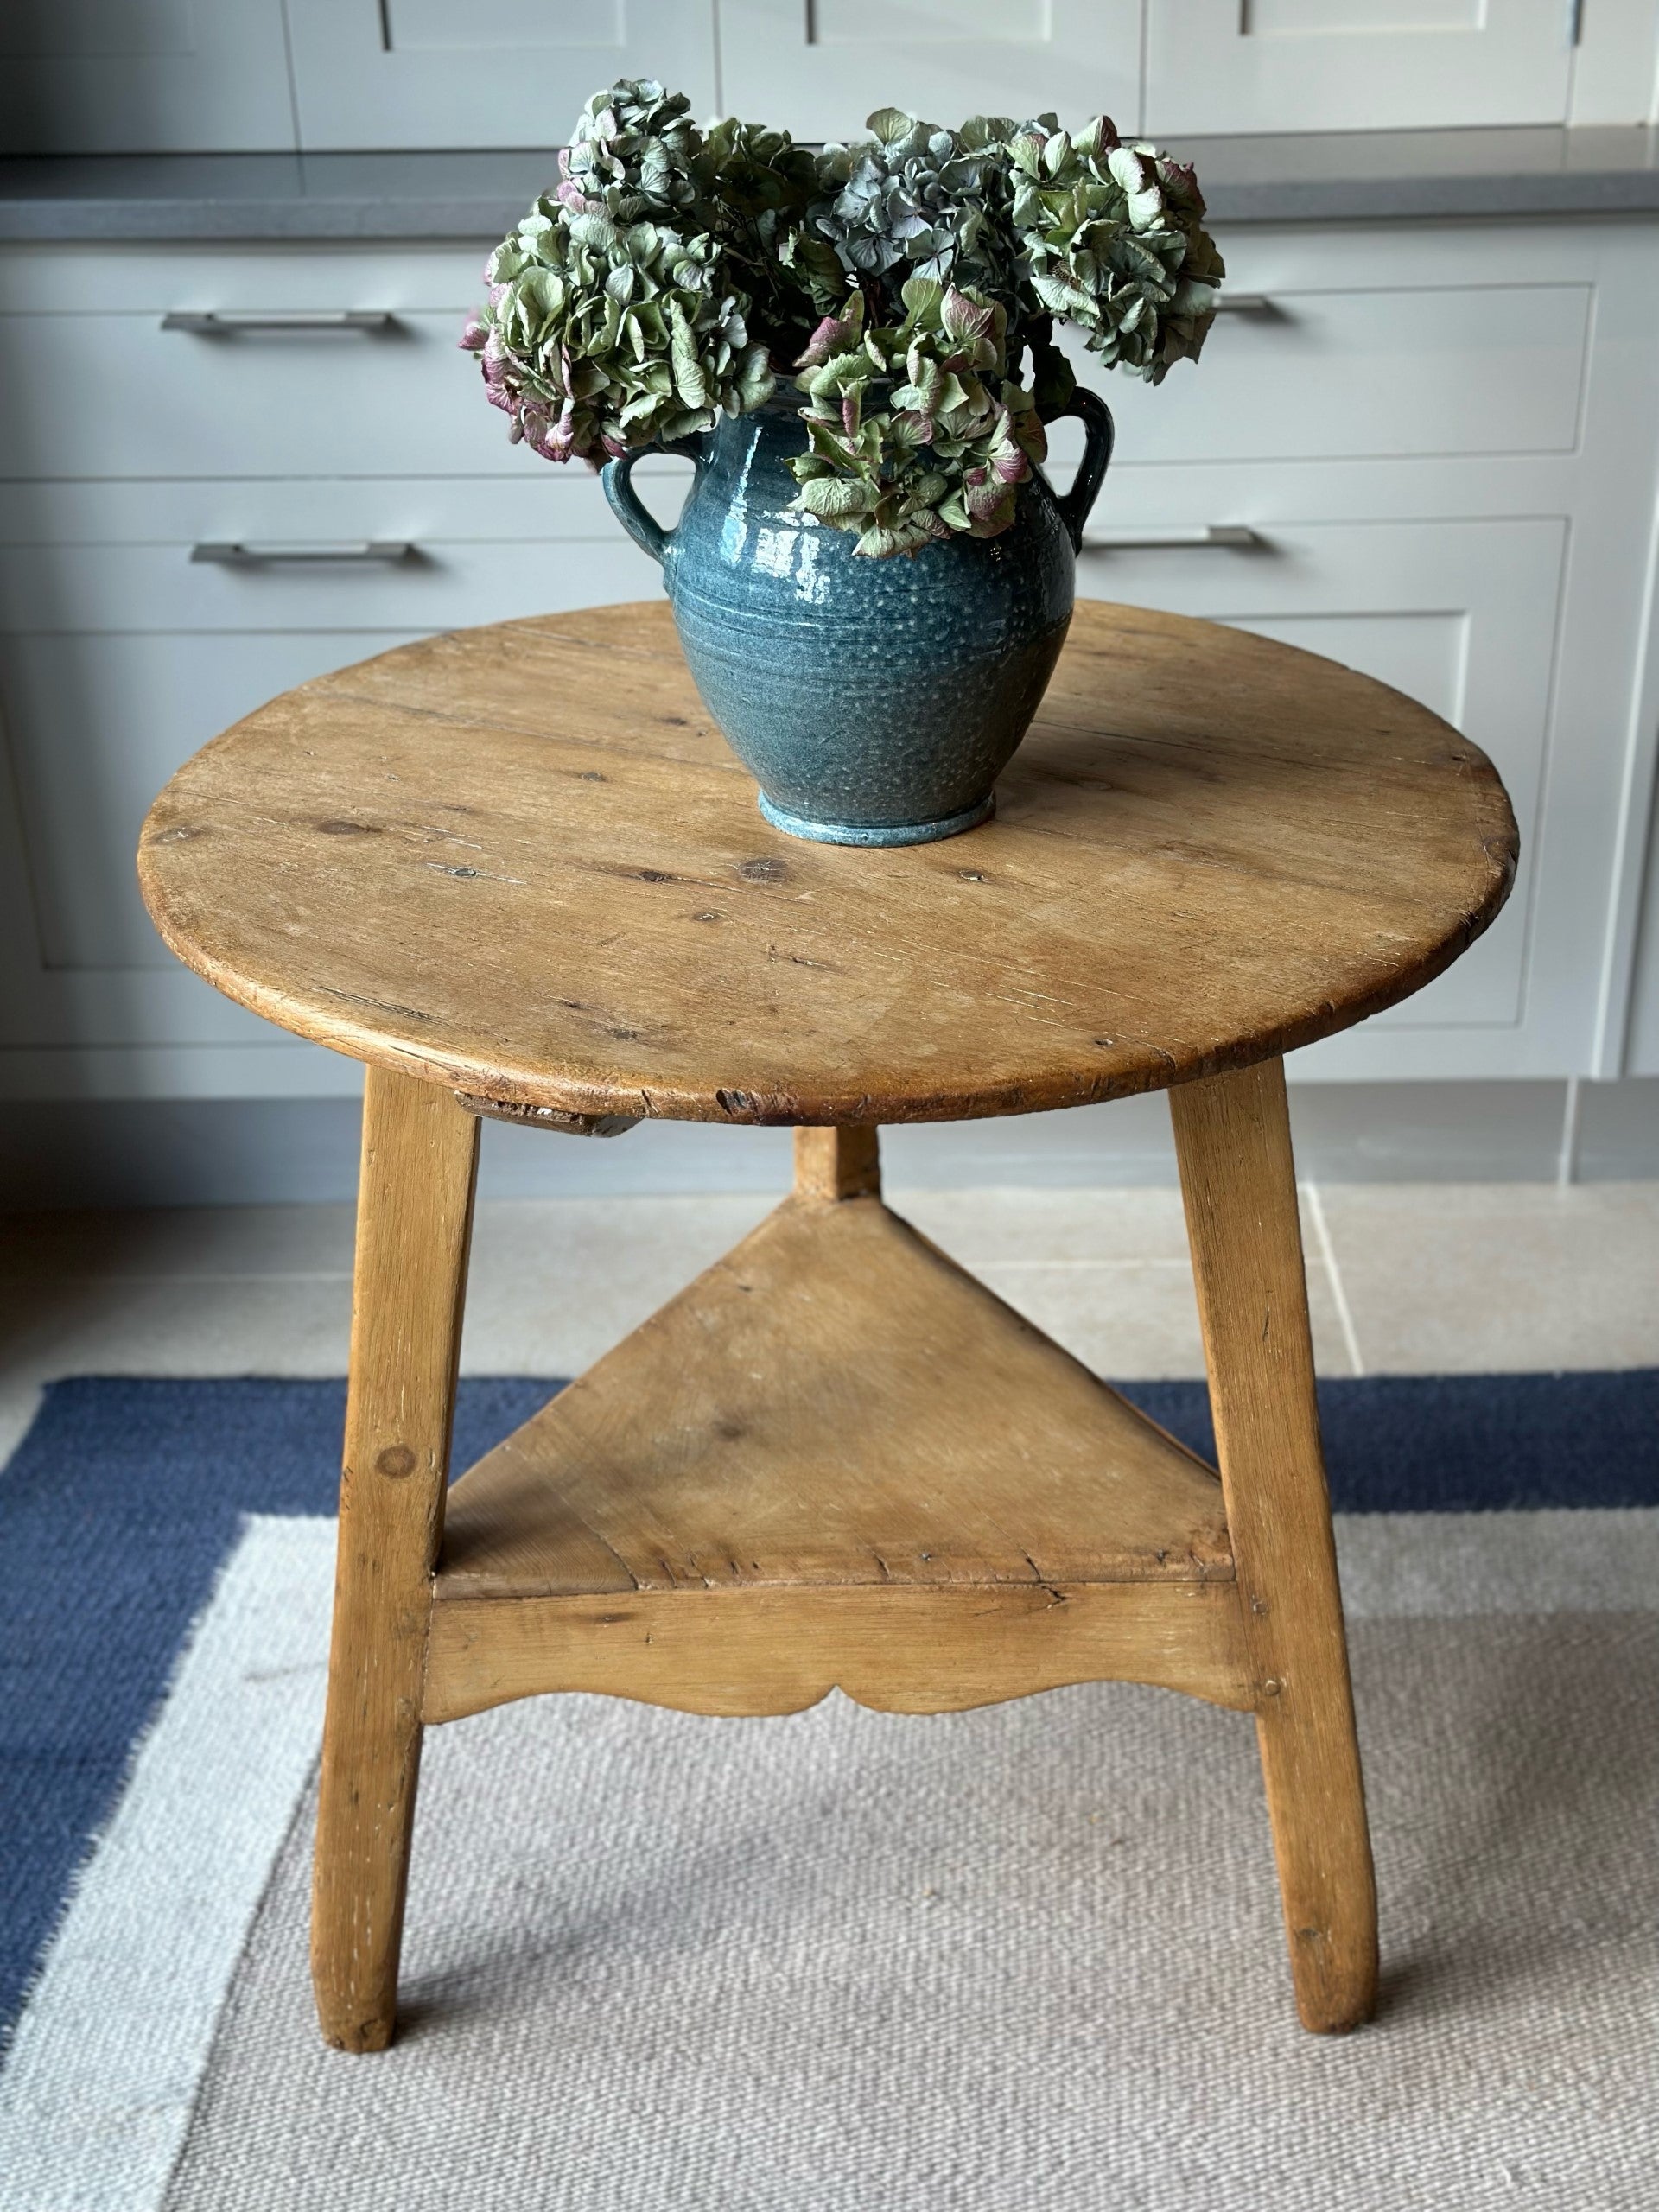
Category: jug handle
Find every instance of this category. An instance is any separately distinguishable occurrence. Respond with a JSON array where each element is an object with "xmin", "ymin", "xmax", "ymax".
[
  {"xmin": 1051, "ymin": 388, "xmax": 1115, "ymax": 553},
  {"xmin": 601, "ymin": 433, "xmax": 709, "ymax": 566}
]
